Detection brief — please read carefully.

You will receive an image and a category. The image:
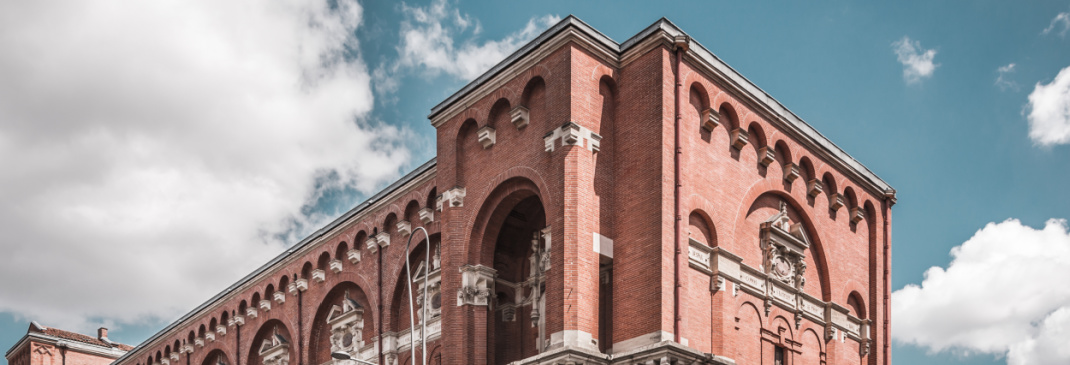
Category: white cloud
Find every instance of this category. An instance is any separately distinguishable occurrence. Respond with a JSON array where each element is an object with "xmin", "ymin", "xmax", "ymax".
[
  {"xmin": 892, "ymin": 36, "xmax": 939, "ymax": 84},
  {"xmin": 892, "ymin": 219, "xmax": 1070, "ymax": 364},
  {"xmin": 996, "ymin": 63, "xmax": 1019, "ymax": 91},
  {"xmin": 1043, "ymin": 12, "xmax": 1070, "ymax": 37},
  {"xmin": 1026, "ymin": 65, "xmax": 1070, "ymax": 146},
  {"xmin": 0, "ymin": 0, "xmax": 409, "ymax": 332},
  {"xmin": 395, "ymin": 0, "xmax": 560, "ymax": 81}
]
